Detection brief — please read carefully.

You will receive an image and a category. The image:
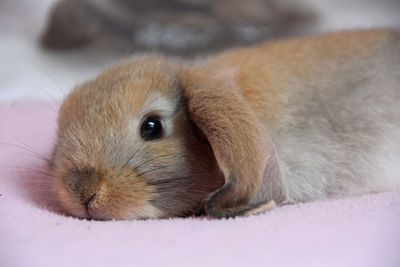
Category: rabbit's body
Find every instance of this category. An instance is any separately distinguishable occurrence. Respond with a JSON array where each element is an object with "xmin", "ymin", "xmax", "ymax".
[
  {"xmin": 202, "ymin": 30, "xmax": 400, "ymax": 205},
  {"xmin": 53, "ymin": 30, "xmax": 400, "ymax": 219}
]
